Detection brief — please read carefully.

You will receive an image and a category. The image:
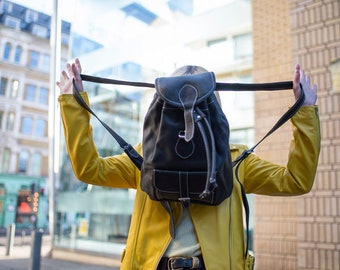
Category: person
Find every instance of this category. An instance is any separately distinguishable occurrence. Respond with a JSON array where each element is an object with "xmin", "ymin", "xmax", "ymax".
[{"xmin": 57, "ymin": 58, "xmax": 320, "ymax": 270}]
